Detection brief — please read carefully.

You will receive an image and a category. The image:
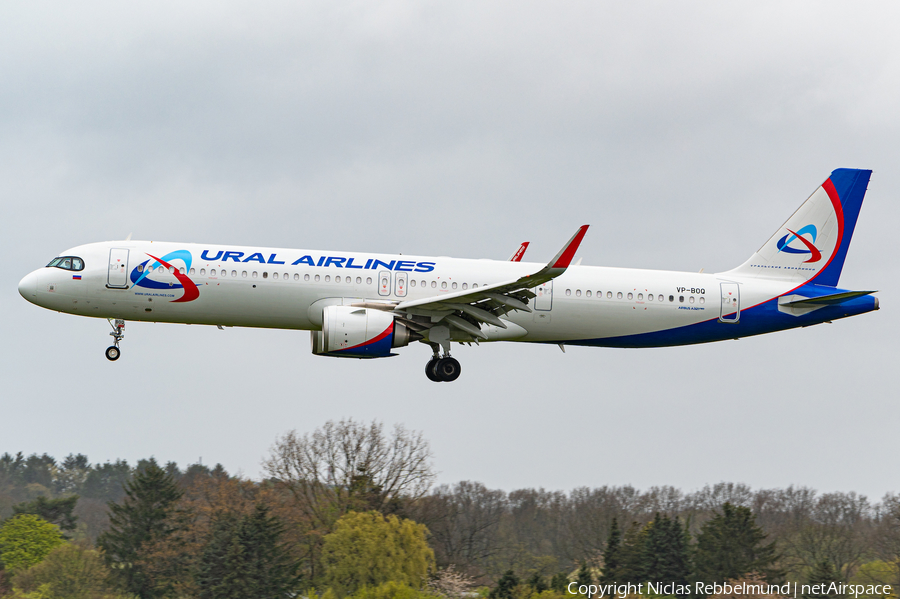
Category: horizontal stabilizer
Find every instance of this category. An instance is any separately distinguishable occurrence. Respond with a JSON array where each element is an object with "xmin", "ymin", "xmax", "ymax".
[{"xmin": 779, "ymin": 290, "xmax": 876, "ymax": 308}]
